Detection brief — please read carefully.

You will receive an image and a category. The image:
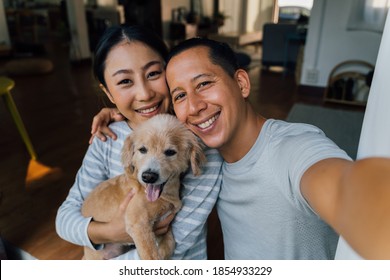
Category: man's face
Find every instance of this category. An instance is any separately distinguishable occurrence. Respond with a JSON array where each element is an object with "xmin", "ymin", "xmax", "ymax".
[{"xmin": 166, "ymin": 46, "xmax": 249, "ymax": 152}]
